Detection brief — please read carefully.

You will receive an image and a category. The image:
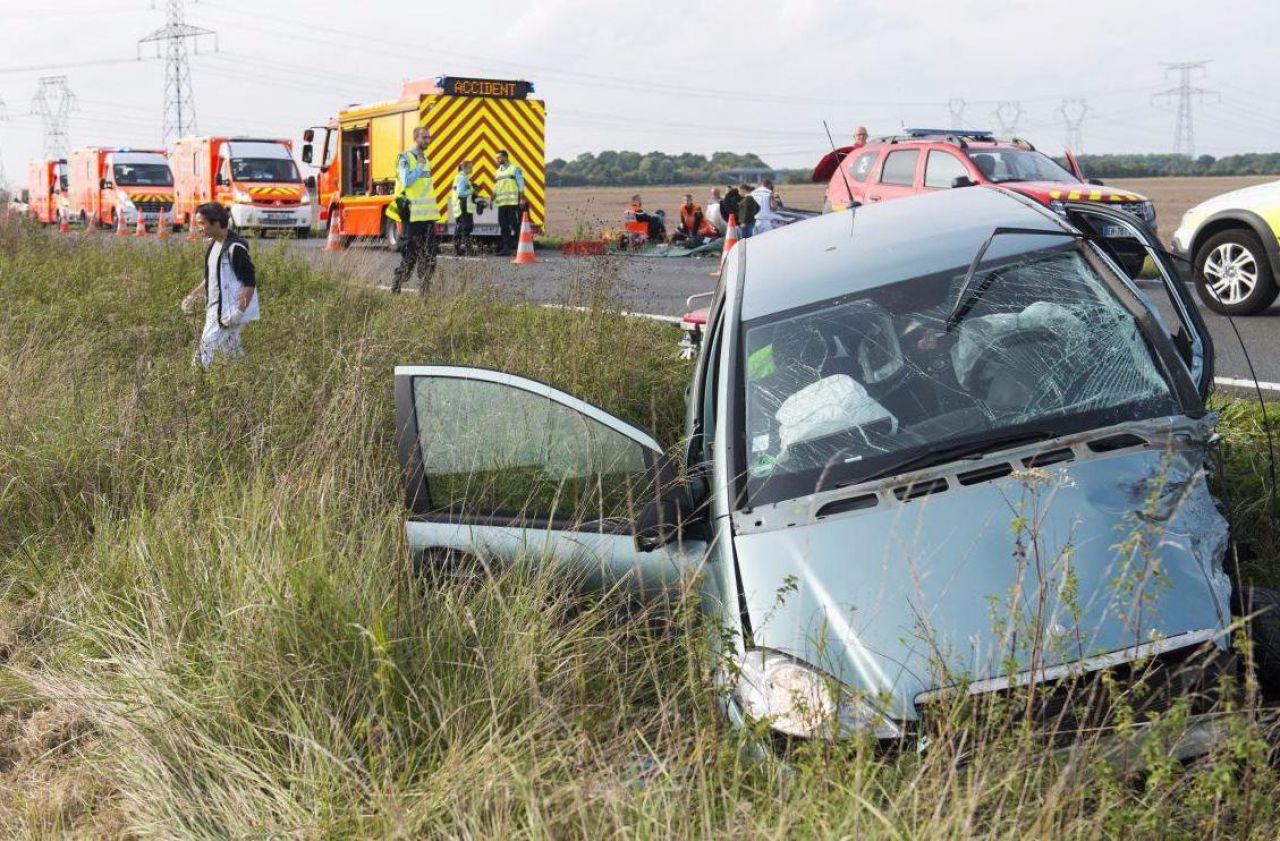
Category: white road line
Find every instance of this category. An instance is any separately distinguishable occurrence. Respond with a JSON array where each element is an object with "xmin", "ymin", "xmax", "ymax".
[{"xmin": 1214, "ymin": 376, "xmax": 1280, "ymax": 393}]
